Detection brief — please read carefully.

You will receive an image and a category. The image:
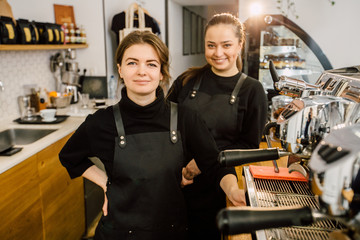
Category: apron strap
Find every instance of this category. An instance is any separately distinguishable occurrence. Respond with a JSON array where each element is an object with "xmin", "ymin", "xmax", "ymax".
[
  {"xmin": 113, "ymin": 104, "xmax": 126, "ymax": 148},
  {"xmin": 189, "ymin": 76, "xmax": 202, "ymax": 99},
  {"xmin": 230, "ymin": 73, "xmax": 247, "ymax": 105},
  {"xmin": 170, "ymin": 101, "xmax": 178, "ymax": 144},
  {"xmin": 113, "ymin": 102, "xmax": 178, "ymax": 146}
]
